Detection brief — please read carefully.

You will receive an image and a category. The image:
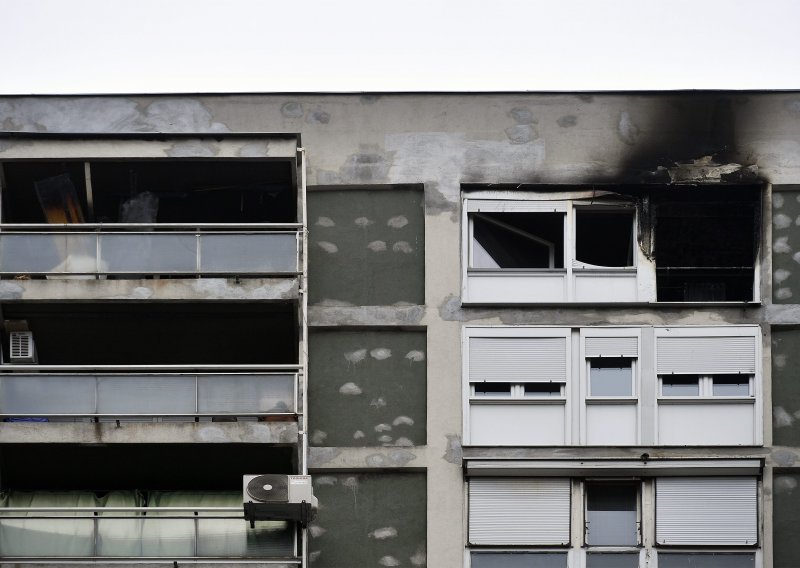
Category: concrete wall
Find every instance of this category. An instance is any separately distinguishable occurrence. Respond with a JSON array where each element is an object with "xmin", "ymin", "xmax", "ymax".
[{"xmin": 2, "ymin": 92, "xmax": 800, "ymax": 567}]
